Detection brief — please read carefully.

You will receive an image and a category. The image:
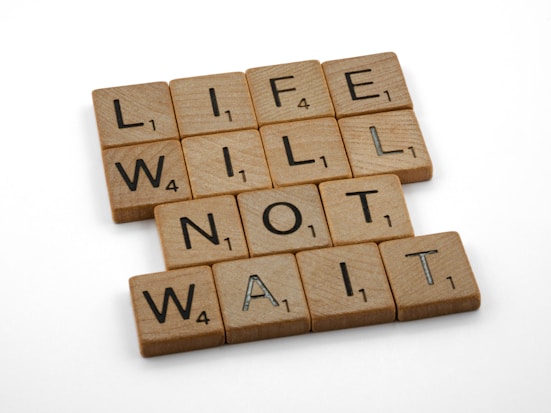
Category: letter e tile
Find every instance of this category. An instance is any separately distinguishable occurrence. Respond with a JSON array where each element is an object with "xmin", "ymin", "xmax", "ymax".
[
  {"xmin": 322, "ymin": 52, "xmax": 413, "ymax": 118},
  {"xmin": 129, "ymin": 266, "xmax": 225, "ymax": 357},
  {"xmin": 296, "ymin": 243, "xmax": 396, "ymax": 332},
  {"xmin": 212, "ymin": 254, "xmax": 311, "ymax": 344},
  {"xmin": 378, "ymin": 232, "xmax": 481, "ymax": 321}
]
